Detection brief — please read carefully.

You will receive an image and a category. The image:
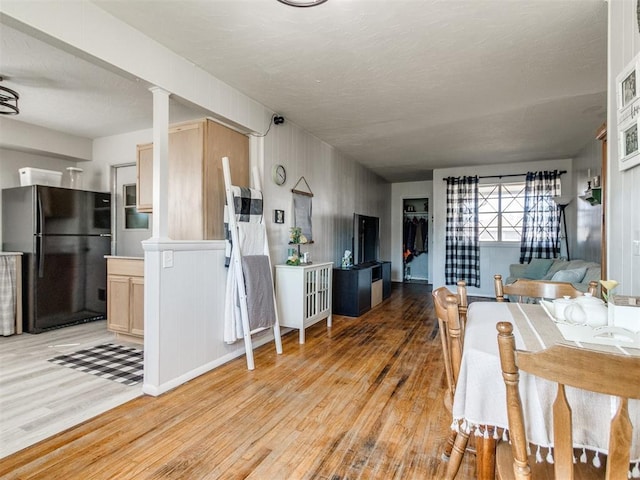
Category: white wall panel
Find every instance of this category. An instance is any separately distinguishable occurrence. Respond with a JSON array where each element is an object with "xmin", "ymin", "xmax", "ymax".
[
  {"xmin": 608, "ymin": 0, "xmax": 640, "ymax": 294},
  {"xmin": 571, "ymin": 137, "xmax": 603, "ymax": 264},
  {"xmin": 142, "ymin": 242, "xmax": 277, "ymax": 395}
]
